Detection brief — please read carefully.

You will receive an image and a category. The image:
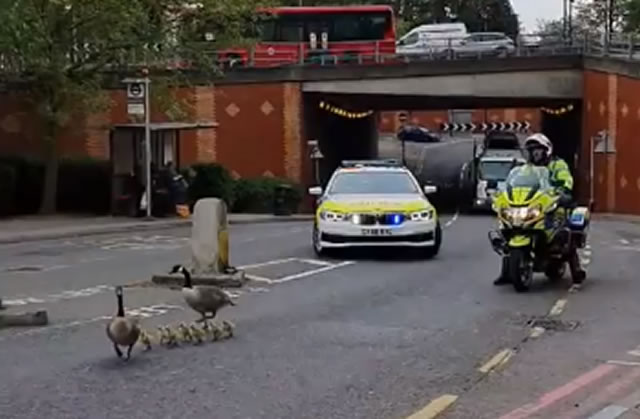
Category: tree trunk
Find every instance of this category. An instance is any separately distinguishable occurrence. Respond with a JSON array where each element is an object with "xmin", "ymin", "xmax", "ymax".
[{"xmin": 39, "ymin": 124, "xmax": 58, "ymax": 214}]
